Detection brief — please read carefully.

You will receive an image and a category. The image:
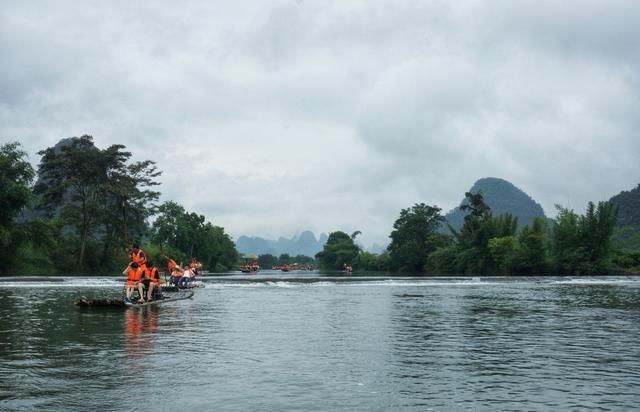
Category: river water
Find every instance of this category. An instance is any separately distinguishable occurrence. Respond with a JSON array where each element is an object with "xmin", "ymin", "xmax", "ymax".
[{"xmin": 1, "ymin": 273, "xmax": 640, "ymax": 411}]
